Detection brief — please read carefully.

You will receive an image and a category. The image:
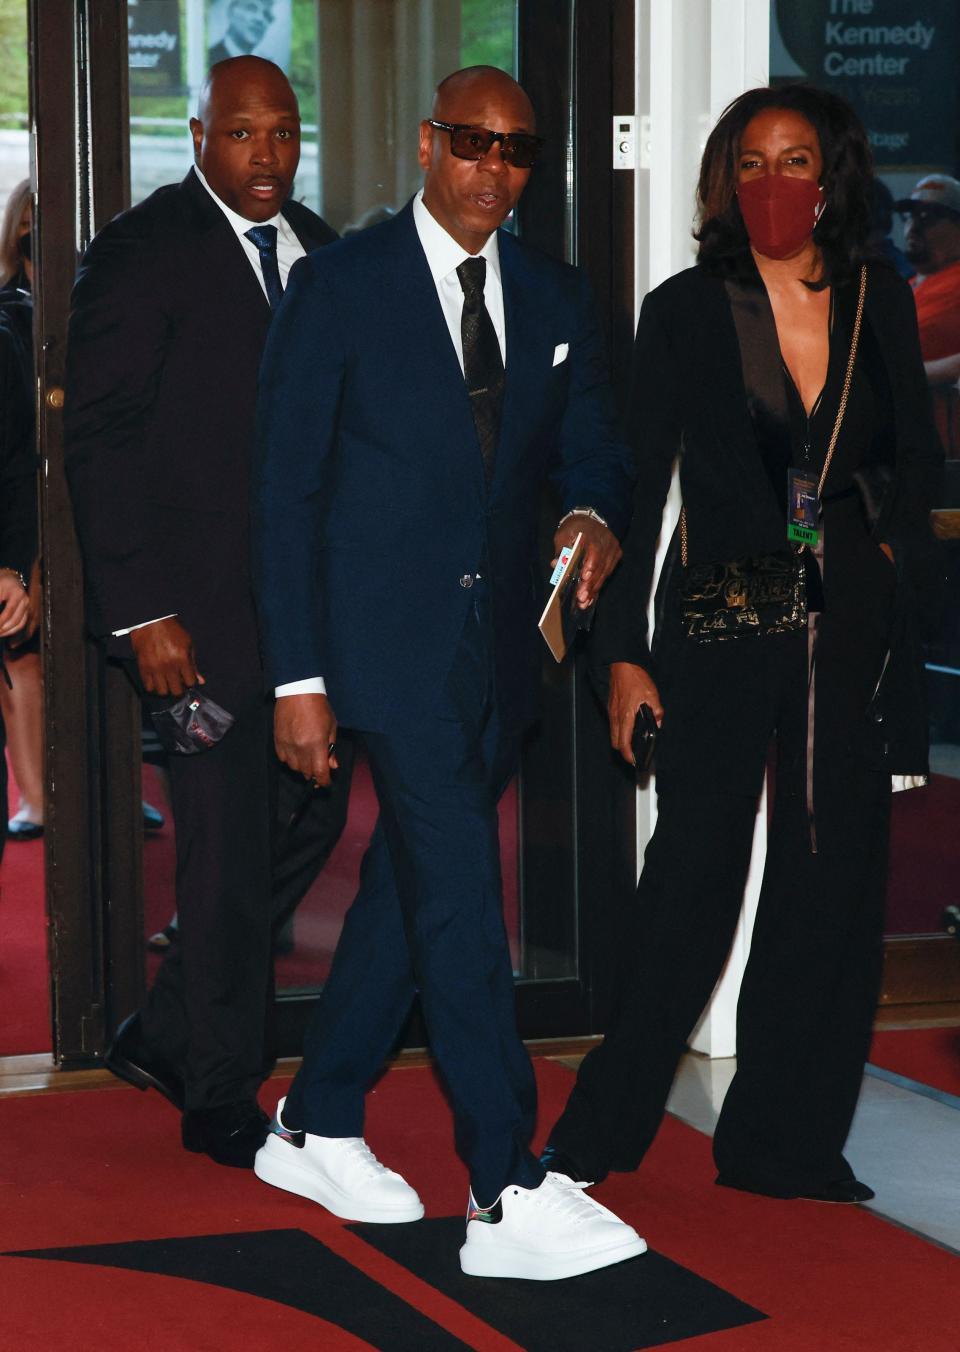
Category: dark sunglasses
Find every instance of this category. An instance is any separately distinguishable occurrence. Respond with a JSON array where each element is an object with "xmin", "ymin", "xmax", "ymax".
[
  {"xmin": 900, "ymin": 205, "xmax": 957, "ymax": 228},
  {"xmin": 427, "ymin": 119, "xmax": 545, "ymax": 169}
]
